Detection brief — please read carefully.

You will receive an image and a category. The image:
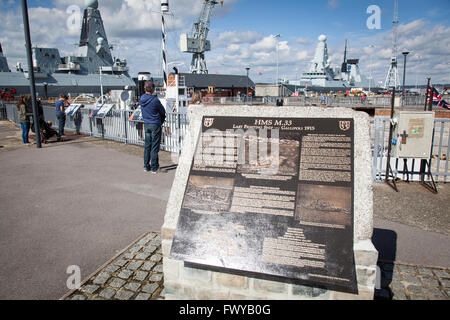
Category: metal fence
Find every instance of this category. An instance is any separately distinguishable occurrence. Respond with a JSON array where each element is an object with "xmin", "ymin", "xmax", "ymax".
[
  {"xmin": 201, "ymin": 95, "xmax": 426, "ymax": 107},
  {"xmin": 3, "ymin": 102, "xmax": 448, "ymax": 182},
  {"xmin": 371, "ymin": 117, "xmax": 449, "ymax": 183},
  {"xmin": 2, "ymin": 103, "xmax": 188, "ymax": 154}
]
